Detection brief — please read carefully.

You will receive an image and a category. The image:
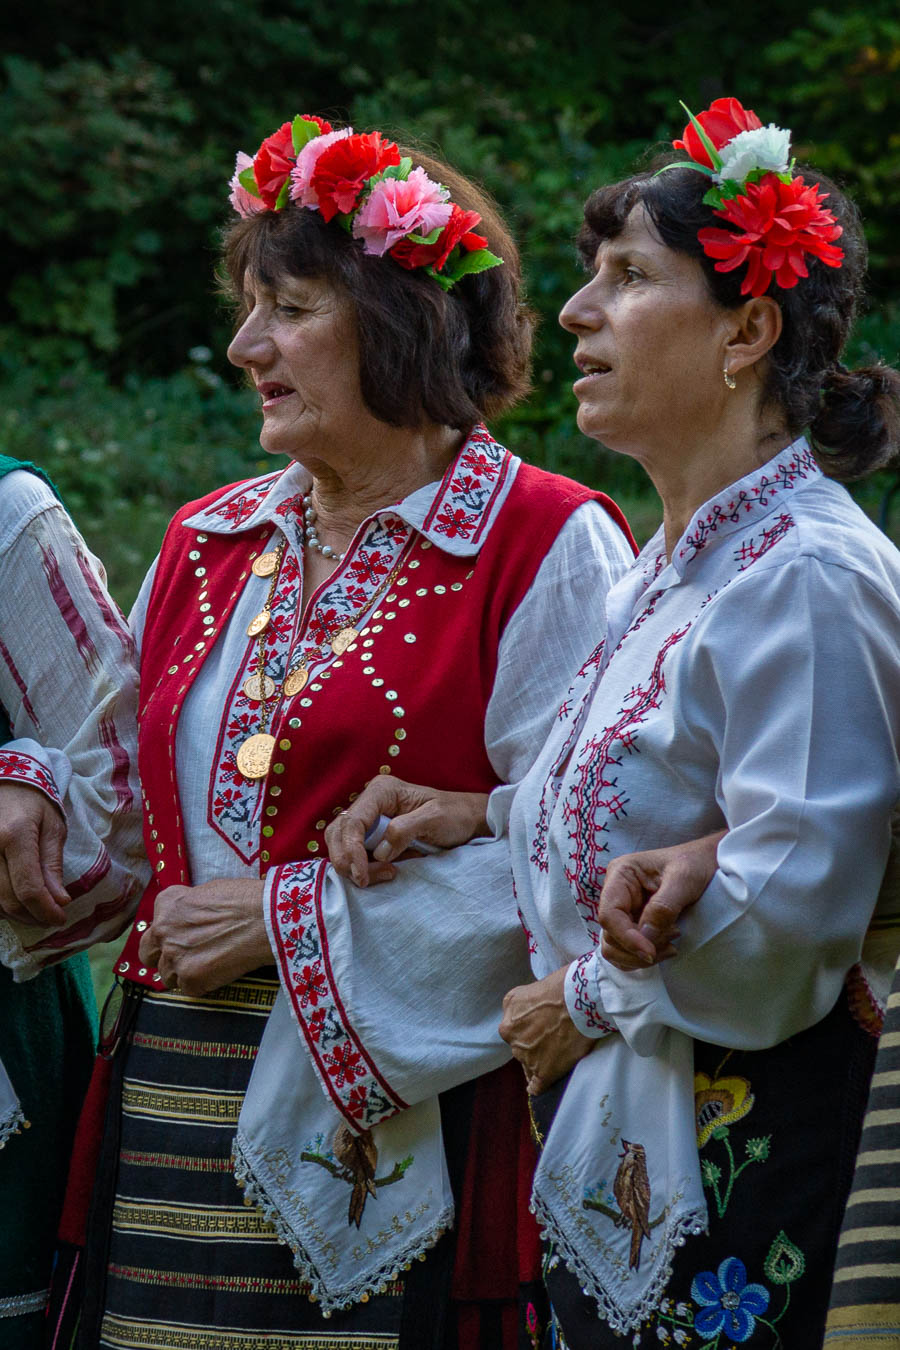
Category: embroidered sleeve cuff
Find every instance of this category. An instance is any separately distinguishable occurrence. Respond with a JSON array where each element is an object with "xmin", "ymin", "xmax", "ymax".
[
  {"xmin": 0, "ymin": 746, "xmax": 64, "ymax": 808},
  {"xmin": 565, "ymin": 954, "xmax": 617, "ymax": 1039}
]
